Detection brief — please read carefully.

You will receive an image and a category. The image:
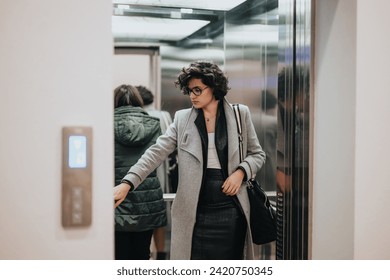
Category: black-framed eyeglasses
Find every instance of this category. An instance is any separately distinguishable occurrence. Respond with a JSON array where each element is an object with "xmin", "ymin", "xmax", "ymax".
[{"xmin": 184, "ymin": 86, "xmax": 209, "ymax": 96}]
